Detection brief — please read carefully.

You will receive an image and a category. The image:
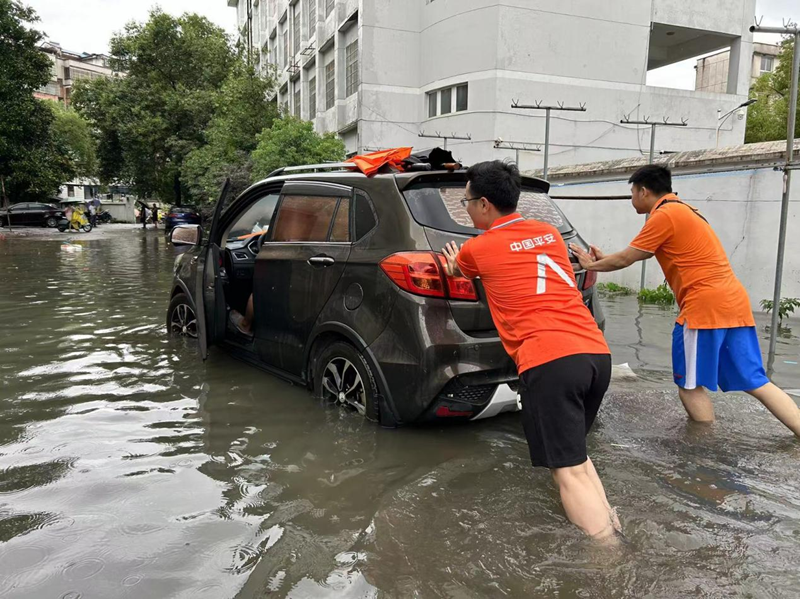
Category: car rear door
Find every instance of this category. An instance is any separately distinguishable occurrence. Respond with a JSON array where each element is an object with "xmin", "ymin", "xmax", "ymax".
[
  {"xmin": 253, "ymin": 181, "xmax": 352, "ymax": 374},
  {"xmin": 195, "ymin": 179, "xmax": 231, "ymax": 360}
]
